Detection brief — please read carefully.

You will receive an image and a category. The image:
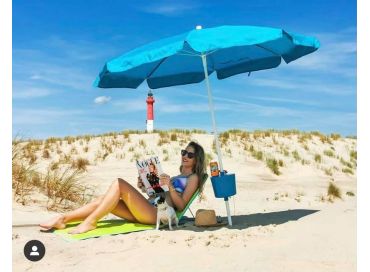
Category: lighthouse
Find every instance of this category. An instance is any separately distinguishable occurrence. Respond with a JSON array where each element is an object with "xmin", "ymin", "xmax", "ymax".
[{"xmin": 146, "ymin": 90, "xmax": 155, "ymax": 133}]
